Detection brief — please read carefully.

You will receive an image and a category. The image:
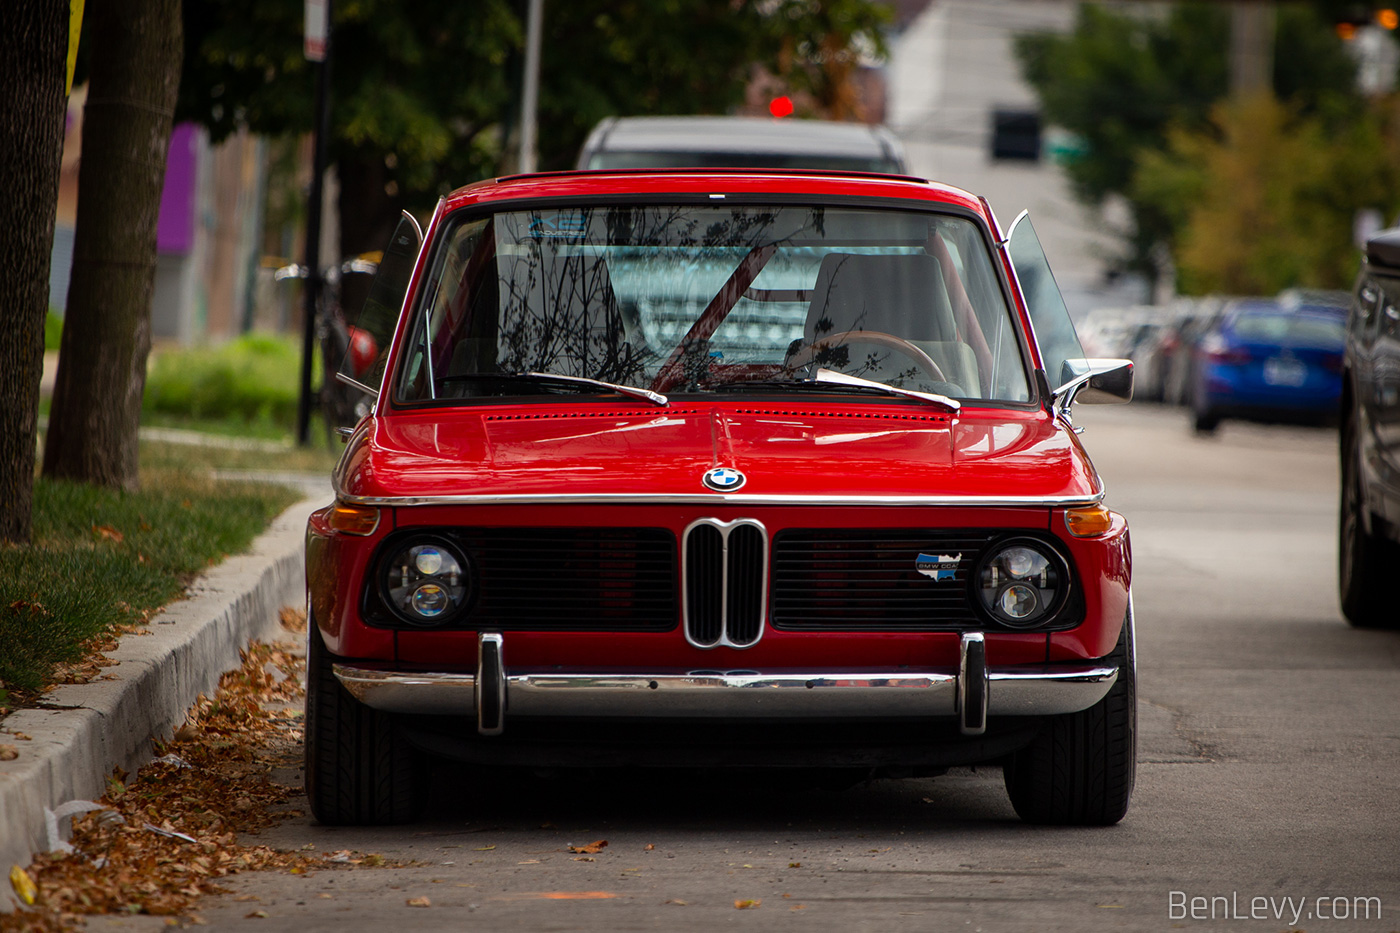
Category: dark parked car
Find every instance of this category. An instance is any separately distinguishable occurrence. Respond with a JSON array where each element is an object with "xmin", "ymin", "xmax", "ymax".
[
  {"xmin": 1191, "ymin": 299, "xmax": 1345, "ymax": 433},
  {"xmin": 1339, "ymin": 229, "xmax": 1400, "ymax": 628}
]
